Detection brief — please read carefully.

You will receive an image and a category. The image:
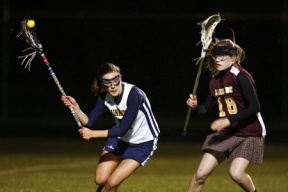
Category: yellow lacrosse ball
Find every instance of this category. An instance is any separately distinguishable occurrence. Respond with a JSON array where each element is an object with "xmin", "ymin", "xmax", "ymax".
[{"xmin": 26, "ymin": 20, "xmax": 35, "ymax": 28}]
